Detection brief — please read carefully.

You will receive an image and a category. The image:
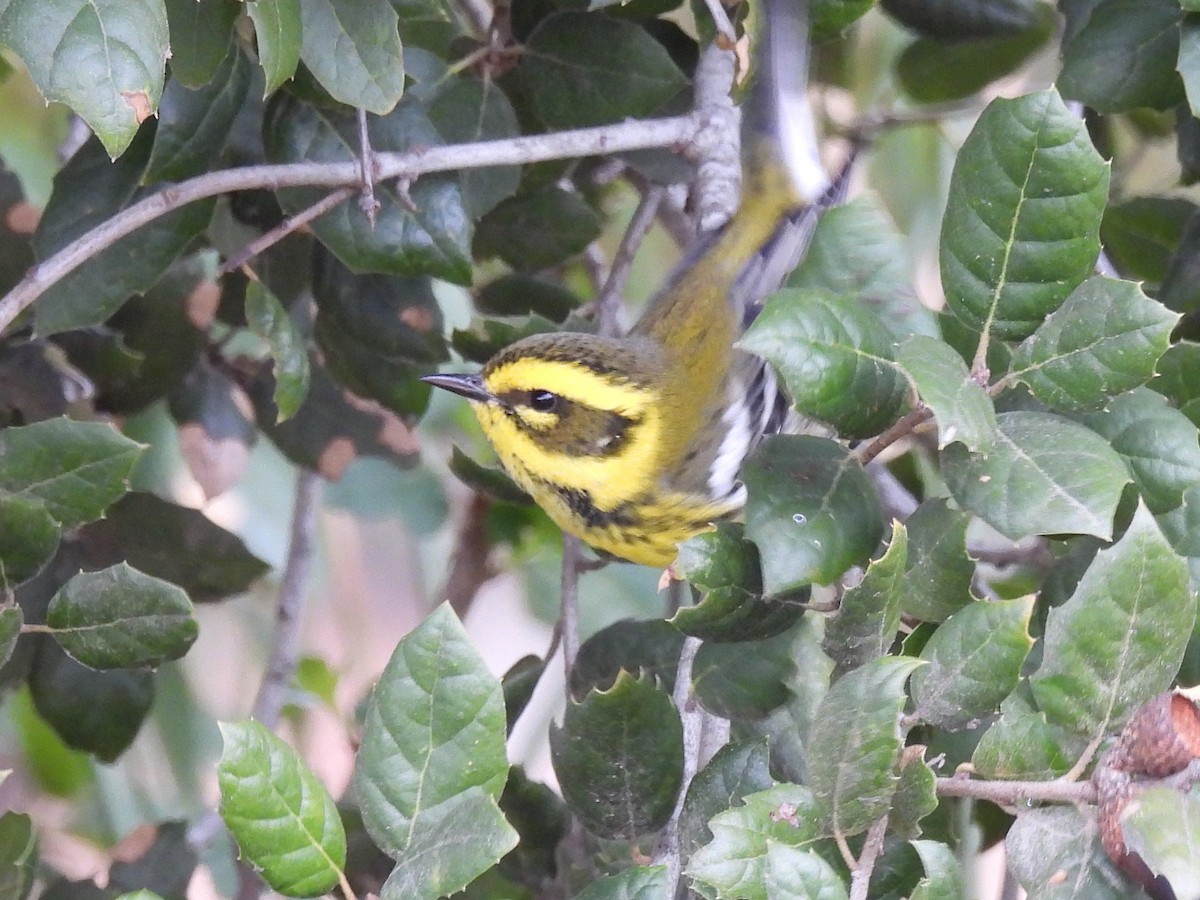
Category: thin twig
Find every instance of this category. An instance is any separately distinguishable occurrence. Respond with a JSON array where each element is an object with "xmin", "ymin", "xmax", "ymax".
[
  {"xmin": 700, "ymin": 0, "xmax": 737, "ymax": 45},
  {"xmin": 0, "ymin": 115, "xmax": 697, "ymax": 335},
  {"xmin": 252, "ymin": 469, "xmax": 323, "ymax": 727},
  {"xmin": 935, "ymin": 774, "xmax": 1098, "ymax": 806},
  {"xmin": 357, "ymin": 109, "xmax": 379, "ymax": 226},
  {"xmin": 853, "ymin": 406, "xmax": 934, "ymax": 467},
  {"xmin": 595, "ymin": 184, "xmax": 665, "ymax": 336},
  {"xmin": 560, "ymin": 534, "xmax": 584, "ymax": 678},
  {"xmin": 848, "ymin": 816, "xmax": 889, "ymax": 900},
  {"xmin": 691, "ymin": 44, "xmax": 740, "ymax": 233},
  {"xmin": 217, "ymin": 187, "xmax": 355, "ymax": 277}
]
